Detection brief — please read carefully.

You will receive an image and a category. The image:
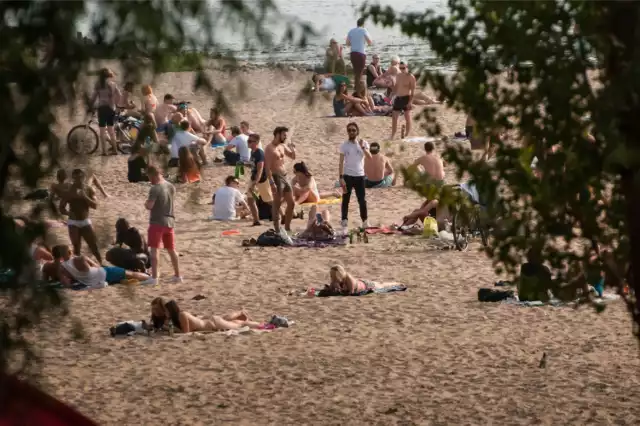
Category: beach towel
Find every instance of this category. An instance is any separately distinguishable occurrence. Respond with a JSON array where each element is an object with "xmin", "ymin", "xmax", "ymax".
[
  {"xmin": 291, "ymin": 235, "xmax": 348, "ymax": 248},
  {"xmin": 502, "ymin": 292, "xmax": 620, "ymax": 307},
  {"xmin": 365, "ymin": 226, "xmax": 401, "ymax": 235},
  {"xmin": 306, "ymin": 282, "xmax": 407, "ymax": 297},
  {"xmin": 301, "ymin": 197, "xmax": 341, "ymax": 206},
  {"xmin": 403, "ymin": 136, "xmax": 439, "ymax": 144}
]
